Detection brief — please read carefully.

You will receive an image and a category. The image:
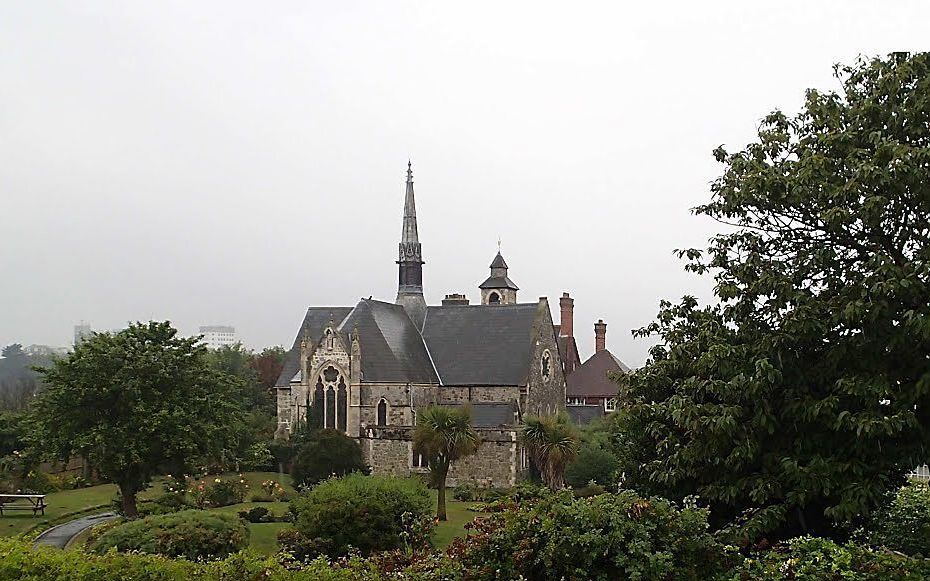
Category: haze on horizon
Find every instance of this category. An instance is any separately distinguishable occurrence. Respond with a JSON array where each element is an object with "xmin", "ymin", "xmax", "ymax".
[{"xmin": 1, "ymin": 1, "xmax": 926, "ymax": 366}]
